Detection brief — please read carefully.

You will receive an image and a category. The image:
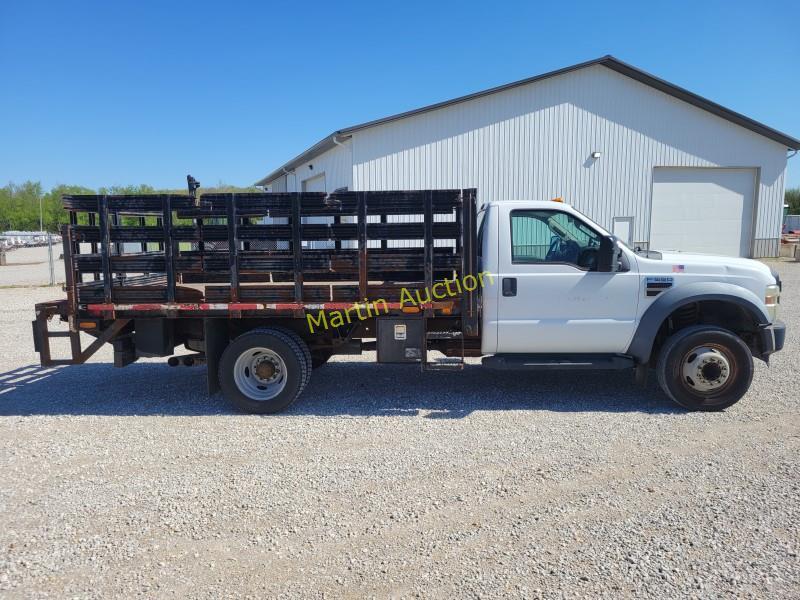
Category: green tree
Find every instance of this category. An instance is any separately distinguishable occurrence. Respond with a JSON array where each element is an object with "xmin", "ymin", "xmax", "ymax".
[
  {"xmin": 0, "ymin": 181, "xmax": 265, "ymax": 232},
  {"xmin": 787, "ymin": 187, "xmax": 800, "ymax": 215},
  {"xmin": 0, "ymin": 181, "xmax": 45, "ymax": 231},
  {"xmin": 97, "ymin": 184, "xmax": 158, "ymax": 195},
  {"xmin": 43, "ymin": 184, "xmax": 95, "ymax": 230}
]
